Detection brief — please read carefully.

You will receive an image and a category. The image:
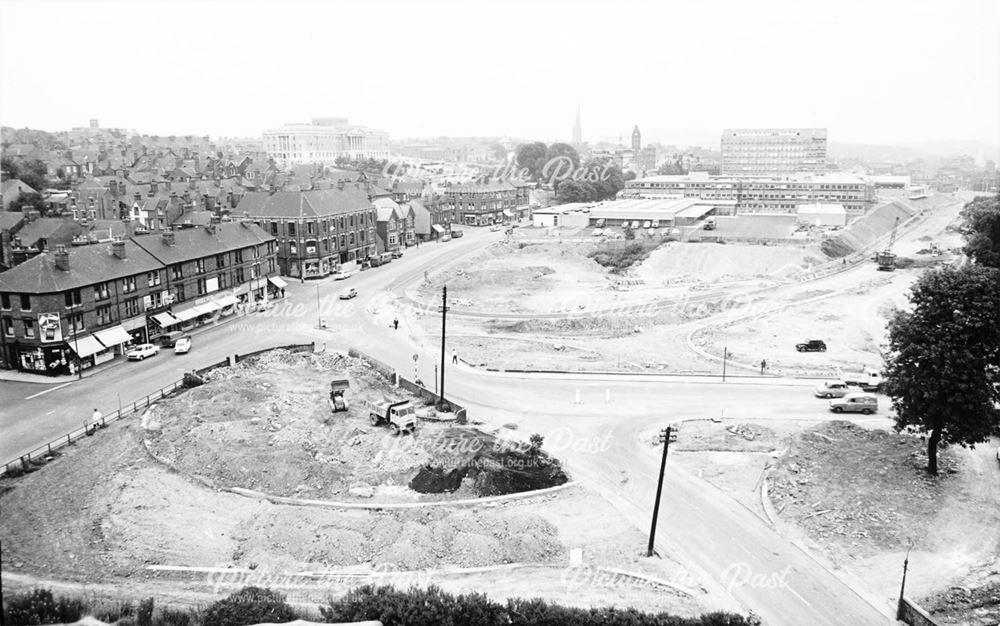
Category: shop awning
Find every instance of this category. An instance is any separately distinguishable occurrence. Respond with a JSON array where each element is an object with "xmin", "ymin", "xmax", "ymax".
[
  {"xmin": 213, "ymin": 295, "xmax": 238, "ymax": 309},
  {"xmin": 172, "ymin": 307, "xmax": 202, "ymax": 322},
  {"xmin": 268, "ymin": 276, "xmax": 288, "ymax": 289},
  {"xmin": 432, "ymin": 224, "xmax": 446, "ymax": 233},
  {"xmin": 503, "ymin": 209, "xmax": 514, "ymax": 217},
  {"xmin": 152, "ymin": 312, "xmax": 180, "ymax": 327},
  {"xmin": 233, "ymin": 284, "xmax": 250, "ymax": 296},
  {"xmin": 193, "ymin": 302, "xmax": 220, "ymax": 316},
  {"xmin": 68, "ymin": 334, "xmax": 106, "ymax": 358},
  {"xmin": 93, "ymin": 325, "xmax": 132, "ymax": 347}
]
